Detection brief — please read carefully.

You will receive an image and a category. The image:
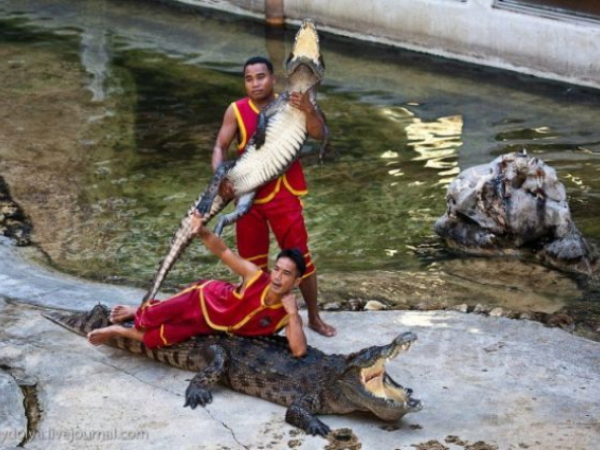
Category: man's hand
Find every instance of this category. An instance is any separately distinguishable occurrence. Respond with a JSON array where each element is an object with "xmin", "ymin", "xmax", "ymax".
[
  {"xmin": 289, "ymin": 91, "xmax": 325, "ymax": 141},
  {"xmin": 282, "ymin": 292, "xmax": 307, "ymax": 358},
  {"xmin": 190, "ymin": 211, "xmax": 207, "ymax": 236},
  {"xmin": 289, "ymin": 91, "xmax": 315, "ymax": 115},
  {"xmin": 218, "ymin": 179, "xmax": 235, "ymax": 200},
  {"xmin": 281, "ymin": 292, "xmax": 299, "ymax": 315}
]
